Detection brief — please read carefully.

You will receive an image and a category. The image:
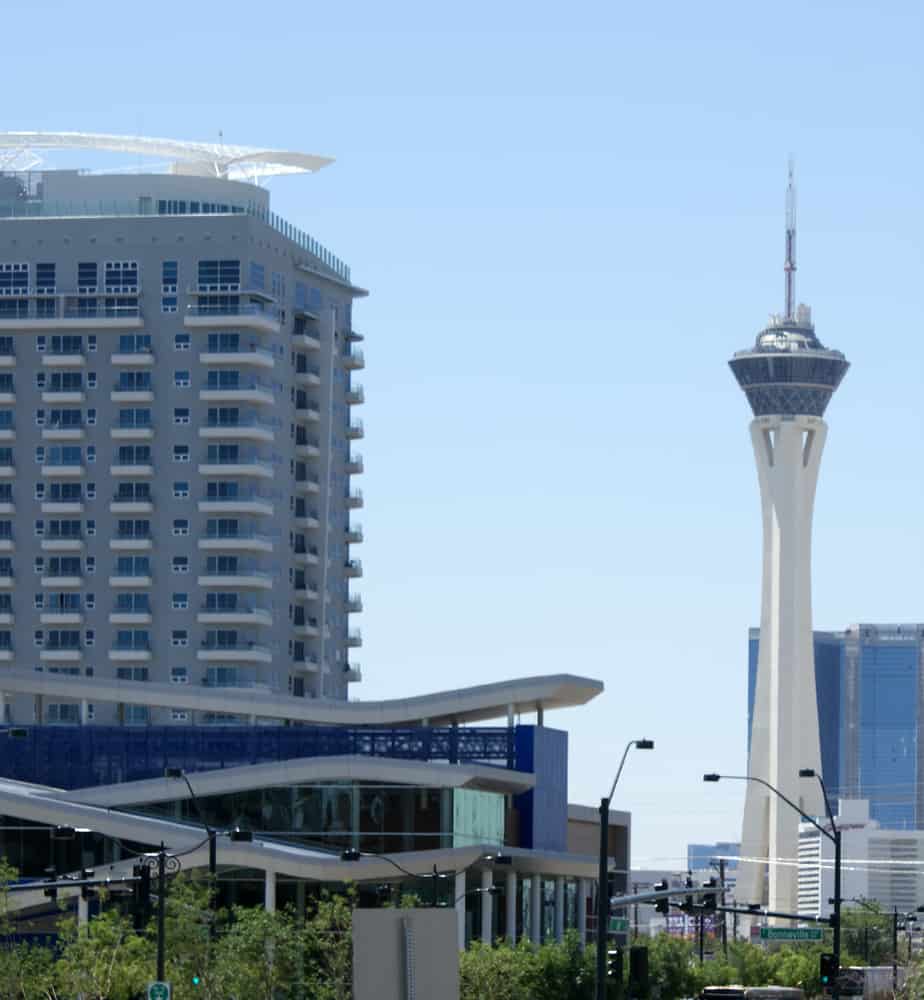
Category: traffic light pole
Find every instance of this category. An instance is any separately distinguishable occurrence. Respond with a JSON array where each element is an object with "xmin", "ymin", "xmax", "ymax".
[
  {"xmin": 157, "ymin": 844, "xmax": 166, "ymax": 982},
  {"xmin": 596, "ymin": 739, "xmax": 655, "ymax": 1000}
]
